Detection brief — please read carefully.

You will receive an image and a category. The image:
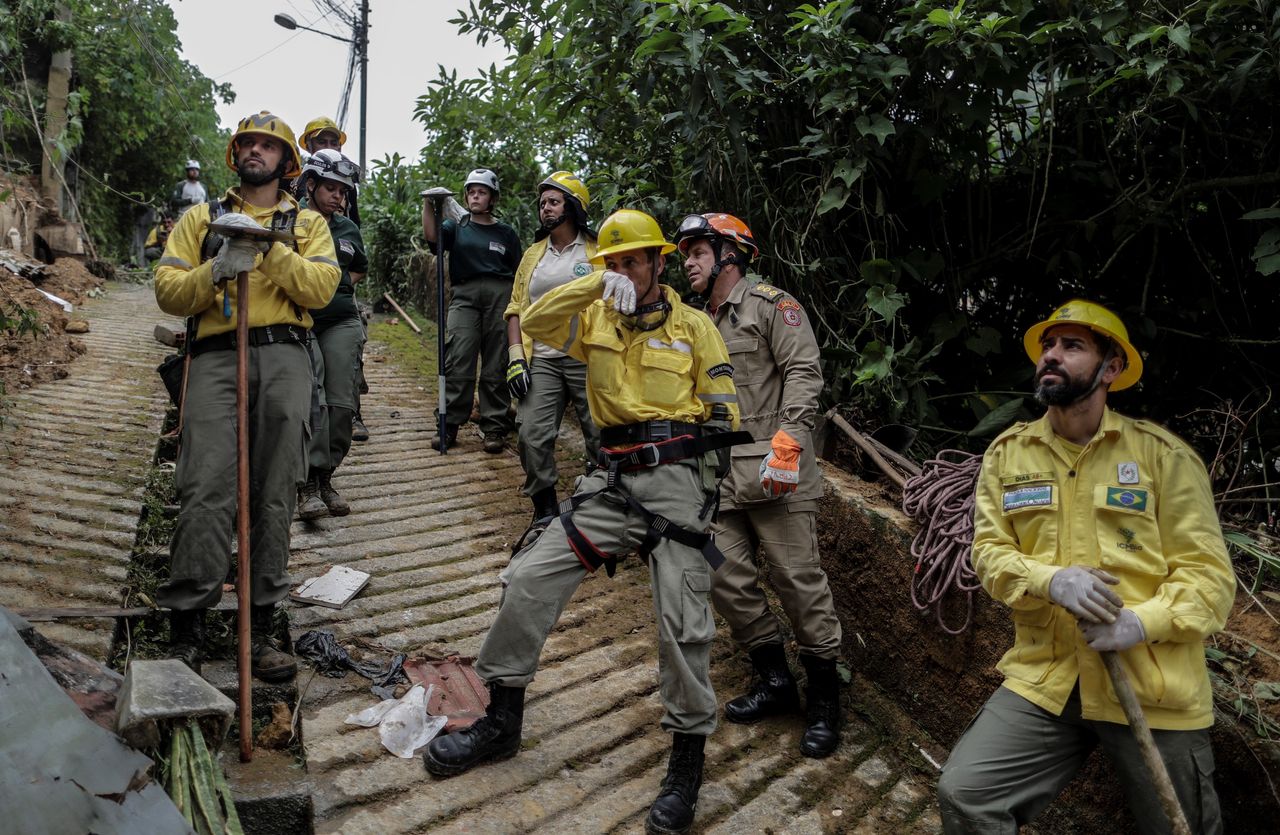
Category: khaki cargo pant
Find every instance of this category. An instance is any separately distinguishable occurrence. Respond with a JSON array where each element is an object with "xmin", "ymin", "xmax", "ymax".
[
  {"xmin": 308, "ymin": 317, "xmax": 364, "ymax": 472},
  {"xmin": 937, "ymin": 686, "xmax": 1222, "ymax": 834},
  {"xmin": 444, "ymin": 276, "xmax": 514, "ymax": 436},
  {"xmin": 158, "ymin": 342, "xmax": 311, "ymax": 611},
  {"xmin": 476, "ymin": 459, "xmax": 719, "ymax": 735},
  {"xmin": 710, "ymin": 501, "xmax": 842, "ymax": 659},
  {"xmin": 515, "ymin": 354, "xmax": 600, "ymax": 496}
]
